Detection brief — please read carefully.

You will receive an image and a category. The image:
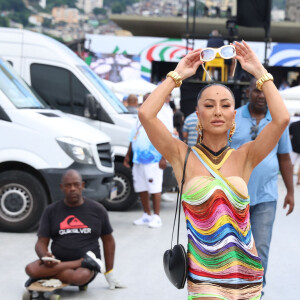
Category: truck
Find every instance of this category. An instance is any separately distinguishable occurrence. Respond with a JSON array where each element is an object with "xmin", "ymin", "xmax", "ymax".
[
  {"xmin": 0, "ymin": 57, "xmax": 114, "ymax": 232},
  {"xmin": 0, "ymin": 27, "xmax": 139, "ymax": 211}
]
